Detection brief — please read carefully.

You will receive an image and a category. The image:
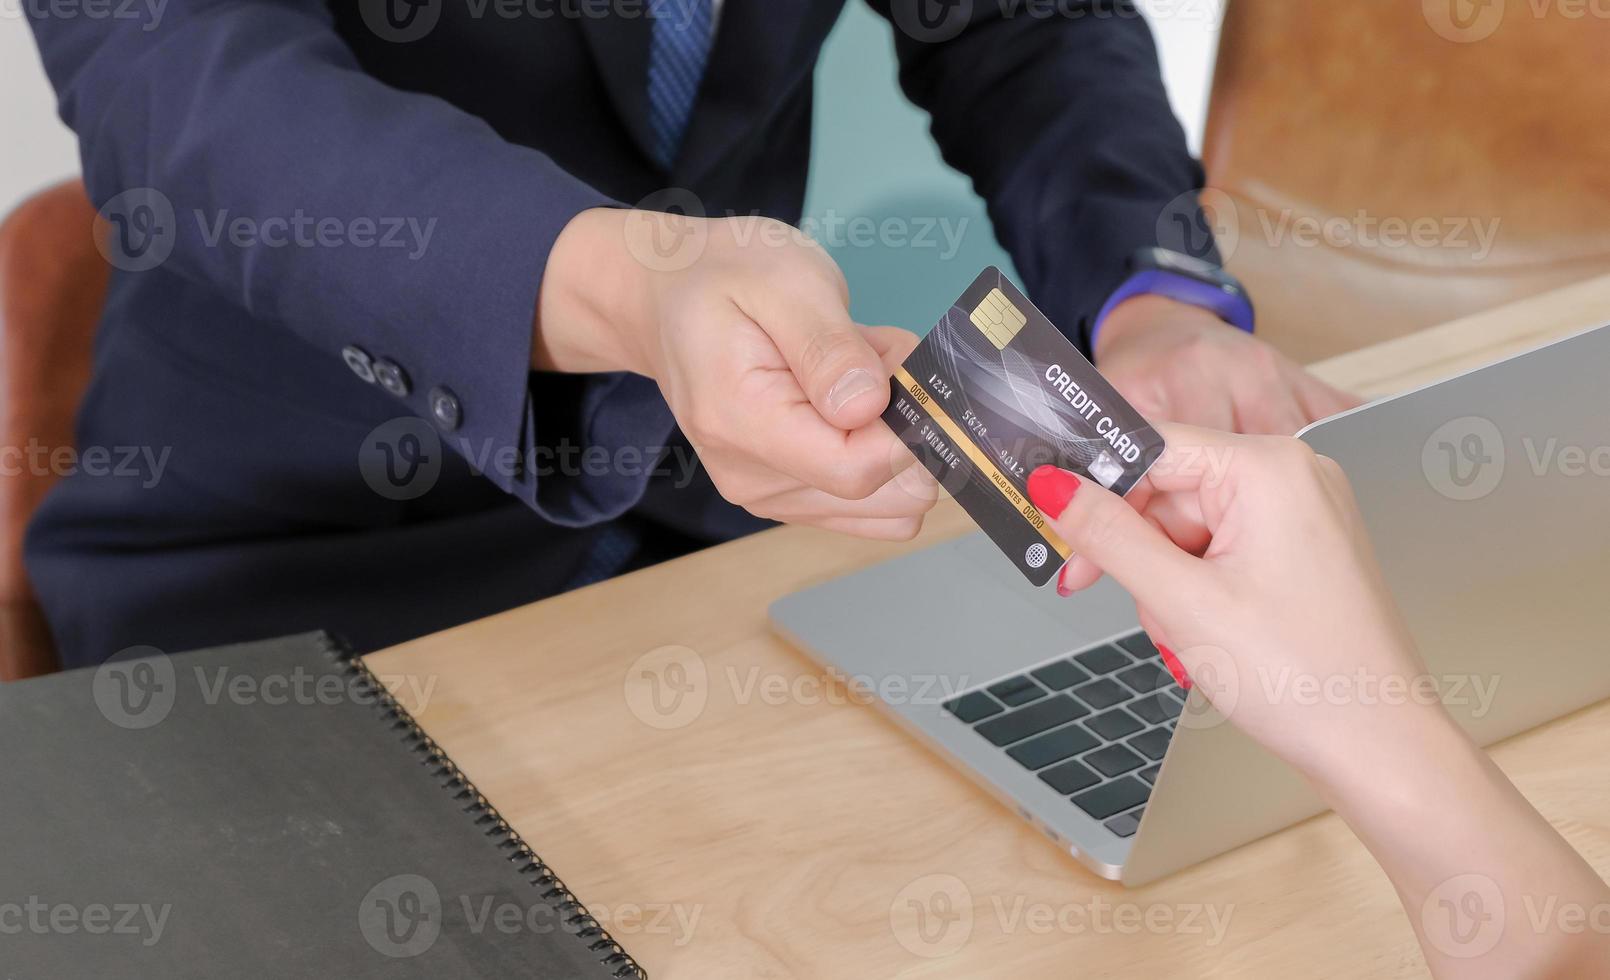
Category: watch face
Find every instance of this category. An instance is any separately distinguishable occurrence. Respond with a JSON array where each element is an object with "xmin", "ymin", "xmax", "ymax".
[{"xmin": 1144, "ymin": 247, "xmax": 1222, "ymax": 281}]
